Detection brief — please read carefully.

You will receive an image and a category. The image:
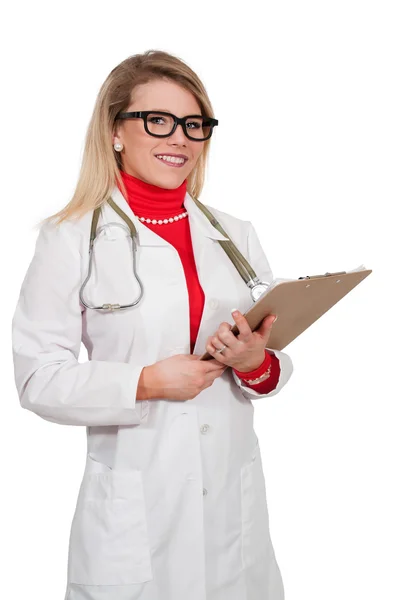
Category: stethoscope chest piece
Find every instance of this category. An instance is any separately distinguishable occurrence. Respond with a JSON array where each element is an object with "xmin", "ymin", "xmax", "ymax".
[{"xmin": 249, "ymin": 280, "xmax": 271, "ymax": 302}]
